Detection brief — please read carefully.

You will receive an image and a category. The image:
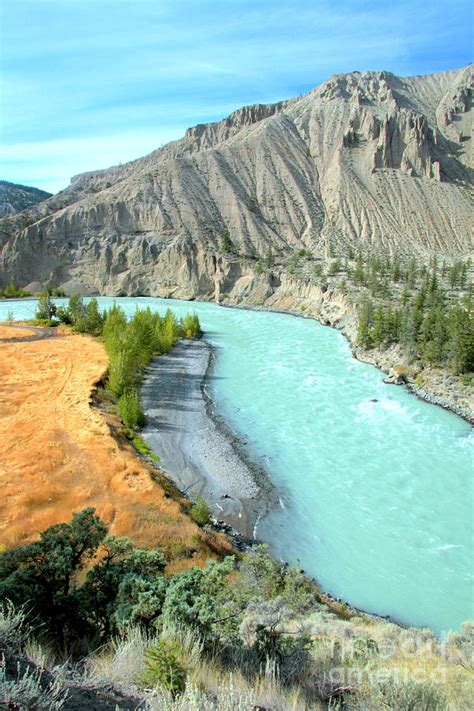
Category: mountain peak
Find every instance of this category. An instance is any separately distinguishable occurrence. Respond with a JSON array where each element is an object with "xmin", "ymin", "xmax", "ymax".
[{"xmin": 0, "ymin": 66, "xmax": 471, "ymax": 296}]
